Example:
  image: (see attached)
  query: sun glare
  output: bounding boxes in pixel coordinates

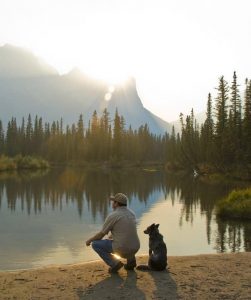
[32,12,137,85]
[77,52,132,85]
[73,14,135,85]
[85,67,131,85]
[104,92,112,101]
[112,253,121,260]
[76,14,135,84]
[104,85,115,101]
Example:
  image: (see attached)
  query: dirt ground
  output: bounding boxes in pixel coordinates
[0,253,250,299]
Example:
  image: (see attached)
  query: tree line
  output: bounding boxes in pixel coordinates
[176,72,251,173]
[0,109,167,163]
[0,72,251,173]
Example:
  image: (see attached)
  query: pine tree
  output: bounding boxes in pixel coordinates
[19,117,26,155]
[100,109,111,160]
[87,110,100,160]
[25,114,33,155]
[201,93,214,163]
[167,126,176,163]
[33,115,40,154]
[112,109,123,160]
[243,79,251,162]
[6,118,18,156]
[214,76,229,165]
[123,125,135,161]
[76,114,85,159]
[65,124,71,161]
[0,120,4,155]
[229,71,242,162]
[179,109,199,169]
[51,121,57,136]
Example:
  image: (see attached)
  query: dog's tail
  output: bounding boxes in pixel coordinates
[136,264,150,271]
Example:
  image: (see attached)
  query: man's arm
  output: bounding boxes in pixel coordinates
[85,231,105,246]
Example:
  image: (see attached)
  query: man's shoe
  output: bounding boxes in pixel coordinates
[124,264,136,270]
[124,259,136,270]
[108,261,124,273]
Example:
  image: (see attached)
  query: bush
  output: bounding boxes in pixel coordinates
[15,156,49,169]
[0,155,17,171]
[216,188,251,219]
[0,155,50,171]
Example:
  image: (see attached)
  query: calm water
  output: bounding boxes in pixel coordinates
[0,168,250,271]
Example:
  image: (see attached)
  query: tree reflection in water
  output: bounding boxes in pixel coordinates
[0,168,250,252]
[215,217,251,252]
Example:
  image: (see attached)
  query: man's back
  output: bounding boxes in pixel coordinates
[102,206,140,257]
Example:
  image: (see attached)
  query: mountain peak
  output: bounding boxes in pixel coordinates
[67,67,84,78]
[0,45,172,134]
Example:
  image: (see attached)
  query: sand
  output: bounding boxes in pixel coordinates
[0,253,250,300]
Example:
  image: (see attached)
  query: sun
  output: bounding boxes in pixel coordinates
[80,61,132,85]
[72,14,135,85]
[76,41,133,85]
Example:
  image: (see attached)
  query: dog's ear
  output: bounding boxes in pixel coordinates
[155,224,160,228]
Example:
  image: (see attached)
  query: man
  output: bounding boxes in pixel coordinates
[86,193,140,273]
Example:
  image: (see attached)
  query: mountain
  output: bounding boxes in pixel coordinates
[0,44,58,78]
[0,44,172,134]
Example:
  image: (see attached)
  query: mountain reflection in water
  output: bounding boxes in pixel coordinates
[0,168,250,270]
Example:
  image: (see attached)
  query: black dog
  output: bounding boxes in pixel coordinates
[137,223,168,271]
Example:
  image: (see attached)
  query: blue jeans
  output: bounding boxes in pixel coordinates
[92,239,119,268]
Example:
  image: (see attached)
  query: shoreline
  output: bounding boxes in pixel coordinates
[0,253,250,299]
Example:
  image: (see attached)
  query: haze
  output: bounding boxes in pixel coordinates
[1,0,251,121]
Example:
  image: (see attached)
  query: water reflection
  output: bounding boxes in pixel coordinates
[215,218,251,252]
[0,169,166,216]
[0,168,250,270]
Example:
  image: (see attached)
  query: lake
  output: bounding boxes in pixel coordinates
[0,168,250,271]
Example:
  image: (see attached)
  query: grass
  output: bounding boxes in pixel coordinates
[216,188,251,219]
[0,155,50,171]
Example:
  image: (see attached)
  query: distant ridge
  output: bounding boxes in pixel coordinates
[0,44,172,135]
[0,44,58,78]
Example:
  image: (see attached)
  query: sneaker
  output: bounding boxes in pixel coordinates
[108,261,124,273]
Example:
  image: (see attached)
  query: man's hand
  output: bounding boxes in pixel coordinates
[85,231,105,247]
[85,239,92,246]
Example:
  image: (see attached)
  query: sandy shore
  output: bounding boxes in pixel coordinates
[0,253,250,300]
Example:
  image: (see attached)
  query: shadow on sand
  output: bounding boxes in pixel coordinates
[76,269,177,299]
[149,269,178,299]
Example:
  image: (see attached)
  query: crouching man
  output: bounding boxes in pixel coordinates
[86,193,140,273]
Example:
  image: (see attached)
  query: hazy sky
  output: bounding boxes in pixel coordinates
[0,0,251,122]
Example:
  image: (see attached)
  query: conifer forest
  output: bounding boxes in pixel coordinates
[1,72,251,175]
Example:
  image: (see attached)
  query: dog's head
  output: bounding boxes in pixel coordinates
[144,223,160,235]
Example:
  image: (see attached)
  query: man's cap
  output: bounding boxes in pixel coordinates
[110,193,128,205]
